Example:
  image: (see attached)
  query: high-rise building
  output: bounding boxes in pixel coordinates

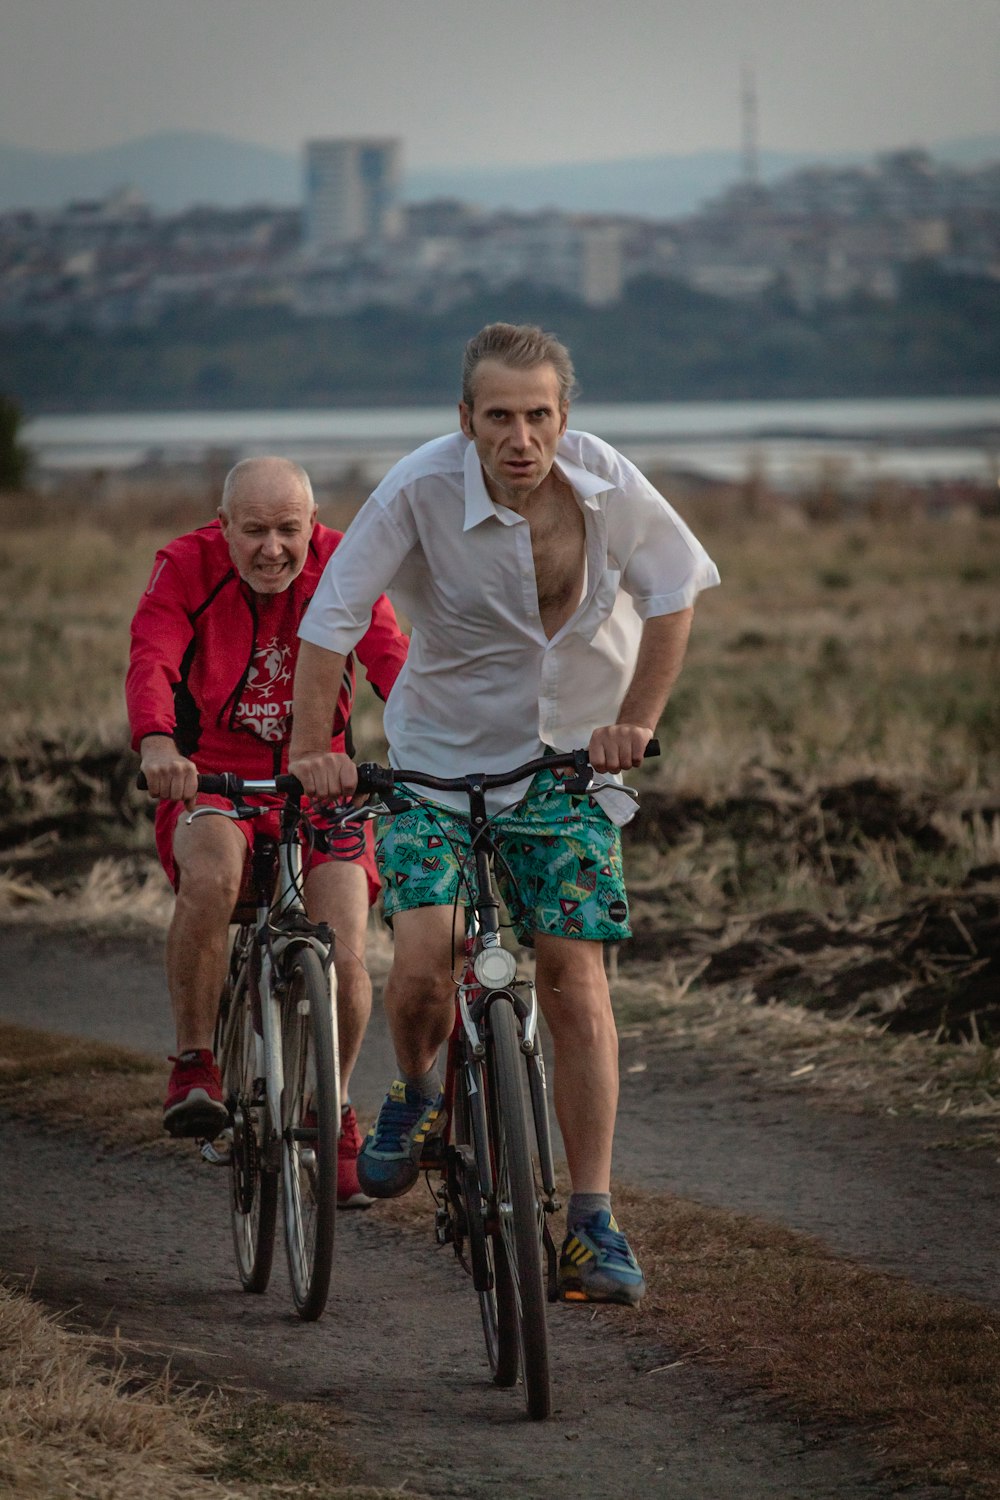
[305,138,402,250]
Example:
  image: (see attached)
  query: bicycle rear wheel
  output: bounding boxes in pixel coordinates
[451,1054,519,1388]
[216,940,278,1294]
[280,943,339,1321]
[486,996,551,1420]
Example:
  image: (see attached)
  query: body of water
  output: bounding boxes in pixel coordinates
[26,396,1000,488]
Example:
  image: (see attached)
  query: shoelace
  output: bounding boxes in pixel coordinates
[371,1093,425,1151]
[587,1221,635,1267]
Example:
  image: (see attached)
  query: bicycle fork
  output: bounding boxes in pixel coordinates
[460,984,562,1296]
[517,996,563,1301]
[257,933,334,1163]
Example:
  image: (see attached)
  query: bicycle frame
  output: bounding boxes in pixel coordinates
[448,779,561,1240]
[352,742,658,1366]
[190,779,335,1167]
[175,770,347,1318]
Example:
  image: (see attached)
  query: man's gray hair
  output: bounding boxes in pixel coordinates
[461,322,578,409]
[219,456,314,514]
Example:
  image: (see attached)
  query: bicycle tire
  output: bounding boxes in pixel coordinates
[486,996,552,1419]
[279,944,339,1321]
[452,1055,519,1387]
[216,942,277,1294]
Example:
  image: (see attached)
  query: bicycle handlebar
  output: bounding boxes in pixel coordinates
[354,738,660,798]
[136,770,305,799]
[137,740,659,804]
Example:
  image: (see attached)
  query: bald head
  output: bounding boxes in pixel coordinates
[220,456,314,516]
[218,456,317,594]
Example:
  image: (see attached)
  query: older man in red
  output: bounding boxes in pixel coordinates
[127,455,408,1205]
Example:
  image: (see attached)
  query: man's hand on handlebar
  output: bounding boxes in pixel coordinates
[139,734,199,808]
[587,723,655,774]
[288,749,359,802]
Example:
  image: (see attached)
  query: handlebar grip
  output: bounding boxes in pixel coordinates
[644,738,660,759]
[195,773,232,795]
[135,770,242,796]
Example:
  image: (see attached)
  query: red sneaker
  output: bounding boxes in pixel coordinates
[163,1049,228,1139]
[338,1104,373,1209]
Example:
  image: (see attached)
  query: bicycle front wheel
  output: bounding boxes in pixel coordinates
[452,1052,519,1388]
[216,941,278,1294]
[280,944,340,1321]
[486,996,551,1420]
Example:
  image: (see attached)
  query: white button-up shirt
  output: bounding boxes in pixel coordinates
[299,430,720,816]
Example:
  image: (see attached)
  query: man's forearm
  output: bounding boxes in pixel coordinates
[290,640,349,759]
[588,607,695,773]
[617,607,694,730]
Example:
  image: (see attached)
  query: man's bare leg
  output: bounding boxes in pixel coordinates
[303,858,372,1098]
[167,812,246,1052]
[533,933,618,1194]
[533,932,645,1304]
[355,904,458,1199]
[381,905,461,1076]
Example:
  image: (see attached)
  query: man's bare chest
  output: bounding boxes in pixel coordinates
[528,492,586,638]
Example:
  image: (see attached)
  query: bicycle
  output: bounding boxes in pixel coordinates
[139,770,348,1321]
[351,742,658,1420]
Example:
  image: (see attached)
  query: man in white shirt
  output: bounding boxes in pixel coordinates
[290,322,719,1304]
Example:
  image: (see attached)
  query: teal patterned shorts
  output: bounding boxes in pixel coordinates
[374,768,630,946]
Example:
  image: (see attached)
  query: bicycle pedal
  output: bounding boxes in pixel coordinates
[200,1129,233,1166]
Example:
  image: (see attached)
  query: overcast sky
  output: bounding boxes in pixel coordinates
[2,0,999,167]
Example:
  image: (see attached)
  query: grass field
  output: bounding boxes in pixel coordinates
[2,472,998,1033]
[2,474,998,788]
[1,469,998,1499]
[3,471,997,911]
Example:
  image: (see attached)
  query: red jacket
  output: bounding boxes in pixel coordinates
[127,520,407,776]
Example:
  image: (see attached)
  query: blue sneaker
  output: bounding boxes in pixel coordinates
[558,1210,646,1306]
[356,1080,446,1199]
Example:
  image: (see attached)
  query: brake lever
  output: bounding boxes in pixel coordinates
[315,801,383,826]
[185,803,258,825]
[589,781,640,803]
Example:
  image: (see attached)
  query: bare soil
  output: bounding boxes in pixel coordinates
[1,924,996,1500]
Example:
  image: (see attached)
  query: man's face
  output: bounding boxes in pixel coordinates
[219,479,316,594]
[459,359,568,508]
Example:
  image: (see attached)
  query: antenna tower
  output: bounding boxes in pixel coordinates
[741,62,760,187]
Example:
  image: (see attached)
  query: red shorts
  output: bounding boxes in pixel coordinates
[154,794,381,908]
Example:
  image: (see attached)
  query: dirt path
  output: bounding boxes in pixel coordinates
[0,926,988,1499]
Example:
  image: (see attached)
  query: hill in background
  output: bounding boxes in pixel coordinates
[2,129,999,219]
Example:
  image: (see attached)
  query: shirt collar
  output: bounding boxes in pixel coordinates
[463,439,504,529]
[462,434,614,530]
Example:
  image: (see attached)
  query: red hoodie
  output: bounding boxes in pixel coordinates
[127,519,407,776]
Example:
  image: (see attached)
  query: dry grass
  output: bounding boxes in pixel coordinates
[610,964,1000,1146]
[4,1019,999,1497]
[2,476,998,1495]
[0,858,175,930]
[615,1184,1000,1500]
[0,1277,425,1500]
[640,496,1000,797]
[2,484,998,793]
[0,1023,168,1149]
[376,1164,1000,1498]
[0,1013,419,1499]
[0,1281,245,1500]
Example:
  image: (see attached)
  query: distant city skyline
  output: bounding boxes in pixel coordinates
[305,139,402,249]
[2,0,998,171]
